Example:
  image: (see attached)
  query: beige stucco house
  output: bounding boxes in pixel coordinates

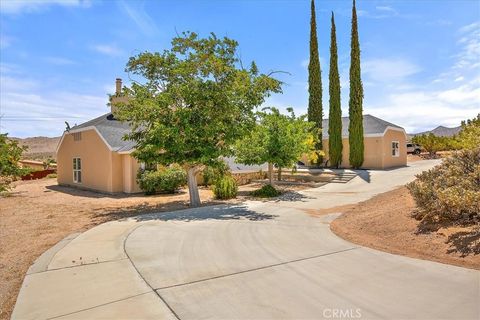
[56,79,142,194]
[321,115,407,169]
[57,79,406,193]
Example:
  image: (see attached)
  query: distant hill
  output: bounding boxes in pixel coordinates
[10,136,61,161]
[408,125,462,140]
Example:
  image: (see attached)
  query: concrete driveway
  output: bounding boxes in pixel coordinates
[13,160,480,319]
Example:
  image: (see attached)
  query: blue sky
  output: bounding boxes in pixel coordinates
[1,0,479,138]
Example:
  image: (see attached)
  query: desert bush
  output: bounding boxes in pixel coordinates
[212,175,238,199]
[250,184,282,198]
[137,164,187,195]
[407,148,480,223]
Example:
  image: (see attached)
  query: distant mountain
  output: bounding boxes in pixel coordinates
[408,125,462,140]
[10,136,61,161]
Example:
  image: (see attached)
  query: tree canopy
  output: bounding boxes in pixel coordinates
[308,0,323,162]
[328,12,343,168]
[457,114,480,150]
[0,134,28,192]
[235,107,316,185]
[348,0,364,169]
[114,32,282,206]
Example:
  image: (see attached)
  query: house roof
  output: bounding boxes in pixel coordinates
[70,113,404,153]
[71,113,136,152]
[322,114,404,138]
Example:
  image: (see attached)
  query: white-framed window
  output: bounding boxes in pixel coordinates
[391,141,400,157]
[73,157,82,183]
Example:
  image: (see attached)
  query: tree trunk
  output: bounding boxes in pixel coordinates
[268,162,274,186]
[187,166,201,207]
[277,167,282,182]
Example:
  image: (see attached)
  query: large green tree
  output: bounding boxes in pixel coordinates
[235,108,315,185]
[328,12,342,168]
[0,134,28,192]
[348,0,364,169]
[308,0,323,162]
[114,32,282,207]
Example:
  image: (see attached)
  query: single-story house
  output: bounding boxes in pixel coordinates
[57,79,406,193]
[321,115,407,169]
[56,111,141,194]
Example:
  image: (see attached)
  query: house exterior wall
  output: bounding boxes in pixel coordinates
[122,155,142,193]
[111,152,124,193]
[323,137,382,169]
[321,129,406,169]
[382,129,407,168]
[57,129,114,193]
[57,129,143,194]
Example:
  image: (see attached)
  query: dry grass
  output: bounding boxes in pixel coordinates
[330,186,480,270]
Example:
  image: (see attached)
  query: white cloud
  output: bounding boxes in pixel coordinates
[357,6,418,20]
[459,21,480,34]
[0,0,91,15]
[376,6,395,13]
[43,56,75,65]
[0,65,108,137]
[90,44,124,56]
[363,23,480,133]
[362,58,421,82]
[118,0,159,36]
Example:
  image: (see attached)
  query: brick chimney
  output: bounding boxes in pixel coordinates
[110,78,128,115]
[115,78,122,95]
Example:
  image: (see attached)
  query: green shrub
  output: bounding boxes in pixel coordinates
[407,148,480,223]
[137,165,187,195]
[46,173,57,178]
[213,175,238,199]
[250,184,281,198]
[202,161,230,186]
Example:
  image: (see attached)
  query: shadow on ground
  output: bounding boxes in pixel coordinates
[46,184,190,199]
[91,203,277,223]
[417,220,480,257]
[446,230,480,257]
[131,204,276,222]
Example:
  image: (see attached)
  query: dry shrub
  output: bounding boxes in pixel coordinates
[407,148,480,223]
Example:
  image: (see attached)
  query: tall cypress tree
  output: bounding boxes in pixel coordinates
[328,12,342,168]
[348,0,364,169]
[308,0,323,161]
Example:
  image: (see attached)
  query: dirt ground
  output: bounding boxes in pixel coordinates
[0,178,306,320]
[330,186,480,270]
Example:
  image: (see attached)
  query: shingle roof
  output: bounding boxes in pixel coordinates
[72,113,136,152]
[72,113,404,153]
[322,114,404,138]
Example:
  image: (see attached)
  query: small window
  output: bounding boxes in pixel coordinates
[392,141,400,157]
[73,132,82,141]
[73,158,82,183]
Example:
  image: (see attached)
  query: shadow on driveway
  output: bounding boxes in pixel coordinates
[91,203,278,223]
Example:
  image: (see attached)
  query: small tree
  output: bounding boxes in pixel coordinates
[0,134,28,192]
[412,133,447,156]
[348,0,364,169]
[328,12,342,168]
[114,32,281,207]
[235,108,316,185]
[457,114,480,150]
[308,0,323,164]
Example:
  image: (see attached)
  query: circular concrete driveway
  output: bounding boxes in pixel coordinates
[12,161,480,319]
